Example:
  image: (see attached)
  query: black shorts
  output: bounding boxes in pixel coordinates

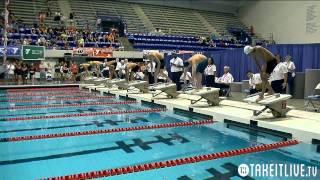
[16,70,22,76]
[196,60,208,74]
[160,60,165,69]
[266,59,277,74]
[132,65,140,73]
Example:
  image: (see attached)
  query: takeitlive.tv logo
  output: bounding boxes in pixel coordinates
[238,163,319,178]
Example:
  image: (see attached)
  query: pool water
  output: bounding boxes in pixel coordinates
[0,87,319,180]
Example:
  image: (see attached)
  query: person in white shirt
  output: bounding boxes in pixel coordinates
[146,60,156,84]
[216,66,234,96]
[117,60,127,79]
[39,61,47,81]
[284,55,295,95]
[115,58,121,76]
[269,55,288,94]
[204,58,216,87]
[6,62,15,82]
[247,71,262,94]
[170,53,184,90]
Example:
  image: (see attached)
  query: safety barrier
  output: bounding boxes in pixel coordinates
[7,87,79,92]
[1,101,137,110]
[42,139,300,180]
[4,96,114,103]
[4,108,166,121]
[1,120,214,142]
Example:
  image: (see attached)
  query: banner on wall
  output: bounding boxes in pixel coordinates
[73,48,113,58]
[0,46,21,57]
[21,45,45,60]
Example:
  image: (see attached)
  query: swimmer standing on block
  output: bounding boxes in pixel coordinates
[104,59,118,79]
[244,45,276,102]
[185,54,207,89]
[147,52,171,84]
[125,62,141,82]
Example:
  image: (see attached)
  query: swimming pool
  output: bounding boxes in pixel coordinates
[0,87,319,180]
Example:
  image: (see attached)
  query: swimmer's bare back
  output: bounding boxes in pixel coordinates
[188,54,207,65]
[126,63,138,70]
[251,46,275,63]
[148,52,164,61]
[106,60,116,66]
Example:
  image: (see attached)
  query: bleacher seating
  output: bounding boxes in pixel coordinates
[0,0,264,51]
[6,0,61,27]
[127,33,245,51]
[138,4,208,37]
[69,0,146,33]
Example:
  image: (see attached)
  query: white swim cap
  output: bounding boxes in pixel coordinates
[244,45,254,55]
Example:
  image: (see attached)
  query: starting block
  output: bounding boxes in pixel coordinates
[184,87,220,106]
[104,79,126,88]
[91,78,109,85]
[117,80,149,93]
[150,83,179,98]
[85,78,110,92]
[244,93,292,117]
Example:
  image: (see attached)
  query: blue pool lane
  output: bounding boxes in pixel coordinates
[0,88,319,180]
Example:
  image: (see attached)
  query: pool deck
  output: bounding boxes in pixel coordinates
[92,86,320,144]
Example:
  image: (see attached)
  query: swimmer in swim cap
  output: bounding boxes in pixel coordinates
[244,45,276,102]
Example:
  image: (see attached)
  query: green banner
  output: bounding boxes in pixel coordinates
[21,45,45,60]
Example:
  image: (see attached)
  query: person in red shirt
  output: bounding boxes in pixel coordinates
[70,61,78,82]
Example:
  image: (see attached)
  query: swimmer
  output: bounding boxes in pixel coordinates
[104,59,118,79]
[125,62,141,82]
[184,54,208,89]
[146,52,171,83]
[244,45,276,102]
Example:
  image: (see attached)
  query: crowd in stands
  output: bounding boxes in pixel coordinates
[0,26,120,50]
[1,1,120,50]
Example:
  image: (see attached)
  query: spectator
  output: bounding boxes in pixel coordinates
[284,55,296,95]
[78,37,84,47]
[270,55,288,94]
[118,59,127,79]
[170,53,184,91]
[22,38,29,45]
[15,61,22,84]
[54,61,61,81]
[29,63,36,83]
[146,60,156,84]
[70,61,78,81]
[21,63,28,84]
[60,63,69,81]
[204,57,216,87]
[46,62,52,80]
[39,61,46,81]
[215,66,234,96]
[6,61,15,82]
[247,71,262,95]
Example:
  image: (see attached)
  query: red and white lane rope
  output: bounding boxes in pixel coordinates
[5,96,114,103]
[1,120,215,142]
[4,94,100,101]
[3,101,137,110]
[7,87,79,92]
[42,139,299,180]
[6,90,85,96]
[5,108,166,121]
